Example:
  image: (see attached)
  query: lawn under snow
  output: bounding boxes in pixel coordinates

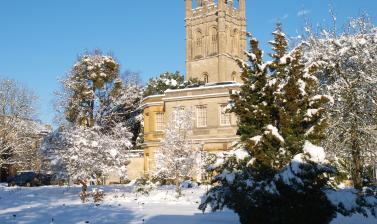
[0,183,238,224]
[0,183,376,224]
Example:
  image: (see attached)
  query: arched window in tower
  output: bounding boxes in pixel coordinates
[209,26,218,56]
[203,73,209,83]
[231,29,239,57]
[232,71,237,81]
[196,0,204,7]
[194,29,203,59]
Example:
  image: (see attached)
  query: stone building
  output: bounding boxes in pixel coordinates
[141,0,247,176]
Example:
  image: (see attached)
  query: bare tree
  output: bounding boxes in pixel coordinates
[303,16,377,189]
[0,78,46,171]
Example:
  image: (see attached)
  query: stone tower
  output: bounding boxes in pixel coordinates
[185,0,247,83]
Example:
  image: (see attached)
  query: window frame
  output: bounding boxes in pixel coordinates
[196,105,207,128]
[219,104,231,126]
[155,112,164,131]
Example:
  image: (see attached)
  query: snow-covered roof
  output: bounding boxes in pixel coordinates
[164,82,241,93]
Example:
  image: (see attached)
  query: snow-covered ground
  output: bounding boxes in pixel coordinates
[0,183,239,224]
[0,183,376,224]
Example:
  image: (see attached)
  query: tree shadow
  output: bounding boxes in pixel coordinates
[145,211,239,224]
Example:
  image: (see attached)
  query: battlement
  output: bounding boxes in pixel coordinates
[186,0,245,19]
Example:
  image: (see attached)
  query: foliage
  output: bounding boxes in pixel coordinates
[200,24,336,224]
[134,178,156,195]
[100,71,144,148]
[303,15,377,189]
[153,107,203,196]
[143,71,204,97]
[54,125,131,182]
[45,51,140,192]
[57,50,121,127]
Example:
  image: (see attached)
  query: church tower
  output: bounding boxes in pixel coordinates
[185,0,247,83]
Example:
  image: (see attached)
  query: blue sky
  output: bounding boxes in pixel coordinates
[0,0,376,125]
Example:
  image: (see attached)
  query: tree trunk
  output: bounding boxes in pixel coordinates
[374,164,377,186]
[351,125,363,190]
[175,177,181,197]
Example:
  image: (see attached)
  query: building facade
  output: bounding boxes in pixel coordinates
[142,0,247,177]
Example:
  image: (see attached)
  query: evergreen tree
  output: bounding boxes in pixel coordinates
[200,24,335,224]
[59,50,121,127]
[143,71,204,97]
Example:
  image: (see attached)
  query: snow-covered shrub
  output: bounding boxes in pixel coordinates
[59,125,131,183]
[201,142,336,224]
[181,180,199,189]
[134,178,155,195]
[325,187,377,218]
[41,124,132,199]
[92,188,105,204]
[80,187,90,203]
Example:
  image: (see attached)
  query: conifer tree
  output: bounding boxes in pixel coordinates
[200,24,335,224]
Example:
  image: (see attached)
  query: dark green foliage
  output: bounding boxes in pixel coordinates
[60,51,143,149]
[201,24,336,224]
[143,71,205,97]
[62,50,120,127]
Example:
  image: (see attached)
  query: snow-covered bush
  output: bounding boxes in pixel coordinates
[42,124,132,199]
[92,188,105,204]
[134,178,156,195]
[60,125,131,183]
[201,142,336,224]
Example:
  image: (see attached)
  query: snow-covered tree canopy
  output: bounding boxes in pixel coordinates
[42,124,132,182]
[0,78,48,169]
[45,51,143,184]
[143,71,204,97]
[303,16,377,188]
[153,107,203,195]
[57,50,121,127]
[99,71,144,148]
